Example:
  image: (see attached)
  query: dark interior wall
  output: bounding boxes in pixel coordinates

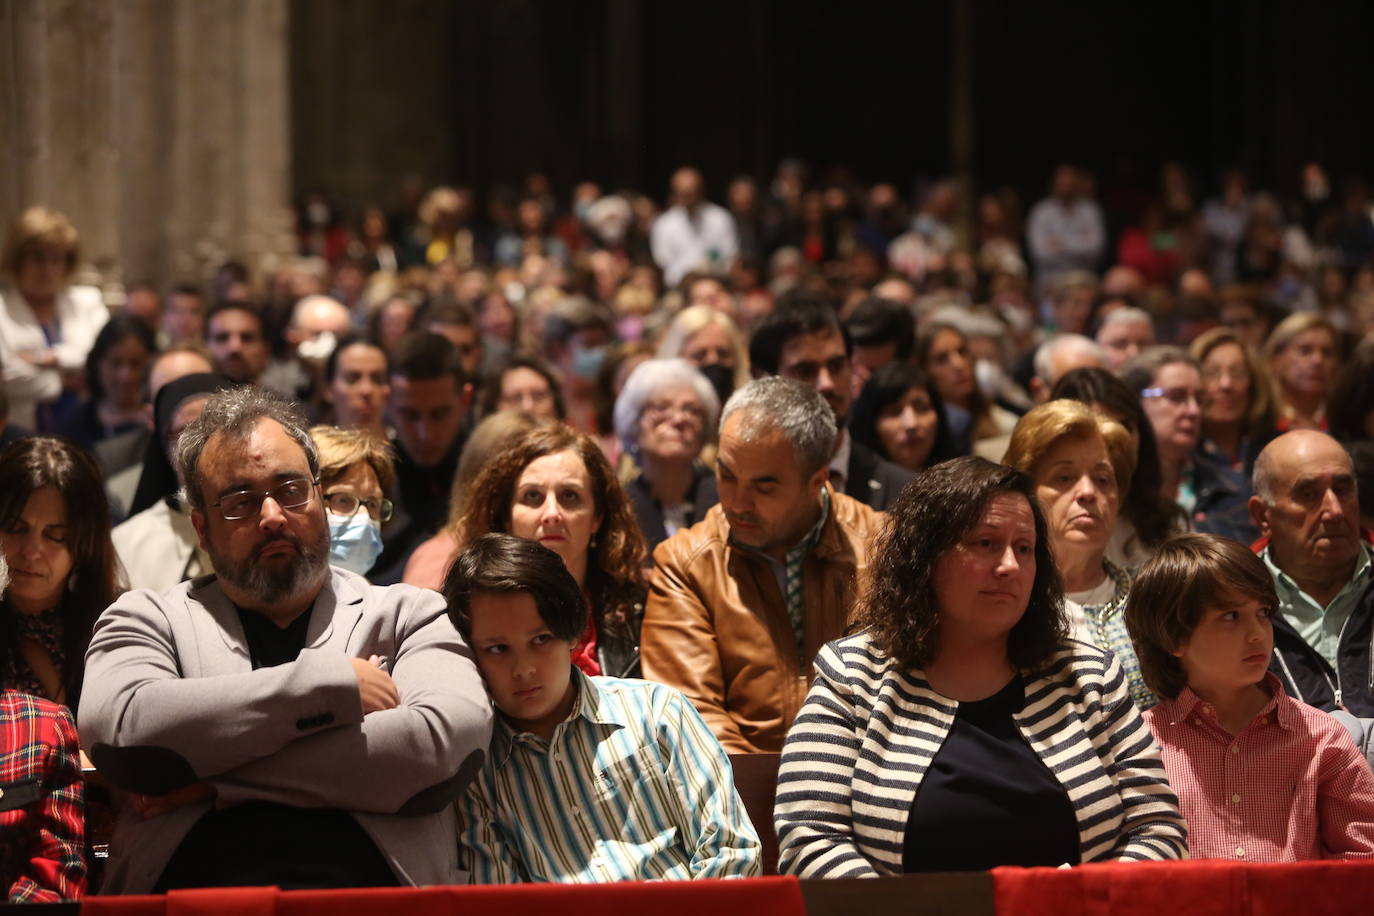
[289,0,1374,213]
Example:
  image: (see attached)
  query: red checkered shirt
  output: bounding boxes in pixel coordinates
[0,691,86,901]
[1144,673,1374,862]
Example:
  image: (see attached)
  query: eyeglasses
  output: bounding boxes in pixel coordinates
[212,477,317,521]
[323,491,394,522]
[643,400,707,424]
[1140,387,1202,407]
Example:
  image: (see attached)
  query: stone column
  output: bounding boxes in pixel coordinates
[0,0,295,299]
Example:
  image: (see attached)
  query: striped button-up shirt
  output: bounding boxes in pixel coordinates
[456,669,762,883]
[1144,673,1374,862]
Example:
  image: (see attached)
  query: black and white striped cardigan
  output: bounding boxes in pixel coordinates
[773,632,1188,876]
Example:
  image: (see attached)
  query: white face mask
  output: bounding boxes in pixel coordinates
[326,510,383,576]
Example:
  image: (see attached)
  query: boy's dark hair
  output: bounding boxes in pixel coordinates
[1124,533,1278,700]
[389,331,466,387]
[205,299,264,332]
[442,533,587,643]
[748,289,850,375]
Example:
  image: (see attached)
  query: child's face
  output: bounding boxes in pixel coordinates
[1172,594,1275,696]
[468,591,577,740]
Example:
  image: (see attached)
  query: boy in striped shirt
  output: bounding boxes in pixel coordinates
[1125,533,1374,862]
[443,533,761,883]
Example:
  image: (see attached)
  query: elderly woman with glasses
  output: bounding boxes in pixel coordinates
[309,426,396,578]
[612,358,720,554]
[1121,346,1256,543]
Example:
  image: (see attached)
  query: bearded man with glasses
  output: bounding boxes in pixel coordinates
[79,386,491,892]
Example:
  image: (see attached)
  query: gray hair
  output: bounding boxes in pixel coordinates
[1034,333,1107,383]
[1252,448,1277,505]
[176,385,320,510]
[613,358,721,457]
[1118,345,1200,393]
[720,376,836,476]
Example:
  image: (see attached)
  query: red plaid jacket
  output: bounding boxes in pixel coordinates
[0,691,85,902]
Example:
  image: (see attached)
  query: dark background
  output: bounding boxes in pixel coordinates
[290,0,1374,209]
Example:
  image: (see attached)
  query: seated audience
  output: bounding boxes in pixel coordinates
[0,554,86,902]
[410,423,647,678]
[847,362,954,474]
[1004,399,1154,709]
[657,304,751,409]
[310,426,395,578]
[114,373,231,591]
[1126,533,1374,861]
[1095,306,1156,371]
[54,315,156,473]
[1249,430,1374,716]
[642,378,883,752]
[1189,326,1277,472]
[774,457,1186,877]
[750,293,913,510]
[80,386,491,892]
[1051,367,1183,569]
[373,332,472,584]
[1122,346,1254,541]
[1265,312,1339,432]
[917,320,1016,453]
[0,436,117,707]
[613,359,720,554]
[0,207,109,432]
[322,334,390,439]
[1328,340,1374,446]
[446,534,761,882]
[203,301,271,386]
[476,354,565,422]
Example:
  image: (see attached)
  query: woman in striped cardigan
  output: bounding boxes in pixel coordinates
[774,457,1187,876]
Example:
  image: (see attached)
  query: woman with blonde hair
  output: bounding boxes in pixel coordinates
[1188,326,1276,472]
[309,426,396,578]
[1004,399,1153,709]
[0,207,110,431]
[1264,312,1338,432]
[656,304,749,408]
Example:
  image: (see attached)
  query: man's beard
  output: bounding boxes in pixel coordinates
[211,529,331,606]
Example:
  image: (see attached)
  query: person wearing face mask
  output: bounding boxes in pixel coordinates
[656,305,751,413]
[543,297,613,434]
[310,426,396,578]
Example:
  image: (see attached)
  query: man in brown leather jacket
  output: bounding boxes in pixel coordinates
[641,377,884,753]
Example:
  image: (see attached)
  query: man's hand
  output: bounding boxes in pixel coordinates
[351,655,399,715]
[133,782,216,820]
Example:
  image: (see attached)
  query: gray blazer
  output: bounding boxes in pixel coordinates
[79,567,493,892]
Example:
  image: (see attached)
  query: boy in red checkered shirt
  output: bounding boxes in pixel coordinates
[1125,533,1374,862]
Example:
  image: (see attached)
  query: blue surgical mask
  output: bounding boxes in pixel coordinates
[571,343,607,379]
[327,511,383,576]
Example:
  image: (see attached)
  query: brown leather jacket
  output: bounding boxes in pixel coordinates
[641,488,883,753]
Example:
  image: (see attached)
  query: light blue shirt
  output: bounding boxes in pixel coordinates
[1262,543,1373,669]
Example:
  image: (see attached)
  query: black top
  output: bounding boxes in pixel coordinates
[902,675,1080,873]
[154,605,397,891]
[627,464,719,556]
[371,434,463,585]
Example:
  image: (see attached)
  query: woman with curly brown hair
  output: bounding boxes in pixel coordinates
[774,457,1185,877]
[407,423,648,677]
[0,436,119,709]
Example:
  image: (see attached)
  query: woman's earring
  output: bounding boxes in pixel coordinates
[67,572,77,593]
